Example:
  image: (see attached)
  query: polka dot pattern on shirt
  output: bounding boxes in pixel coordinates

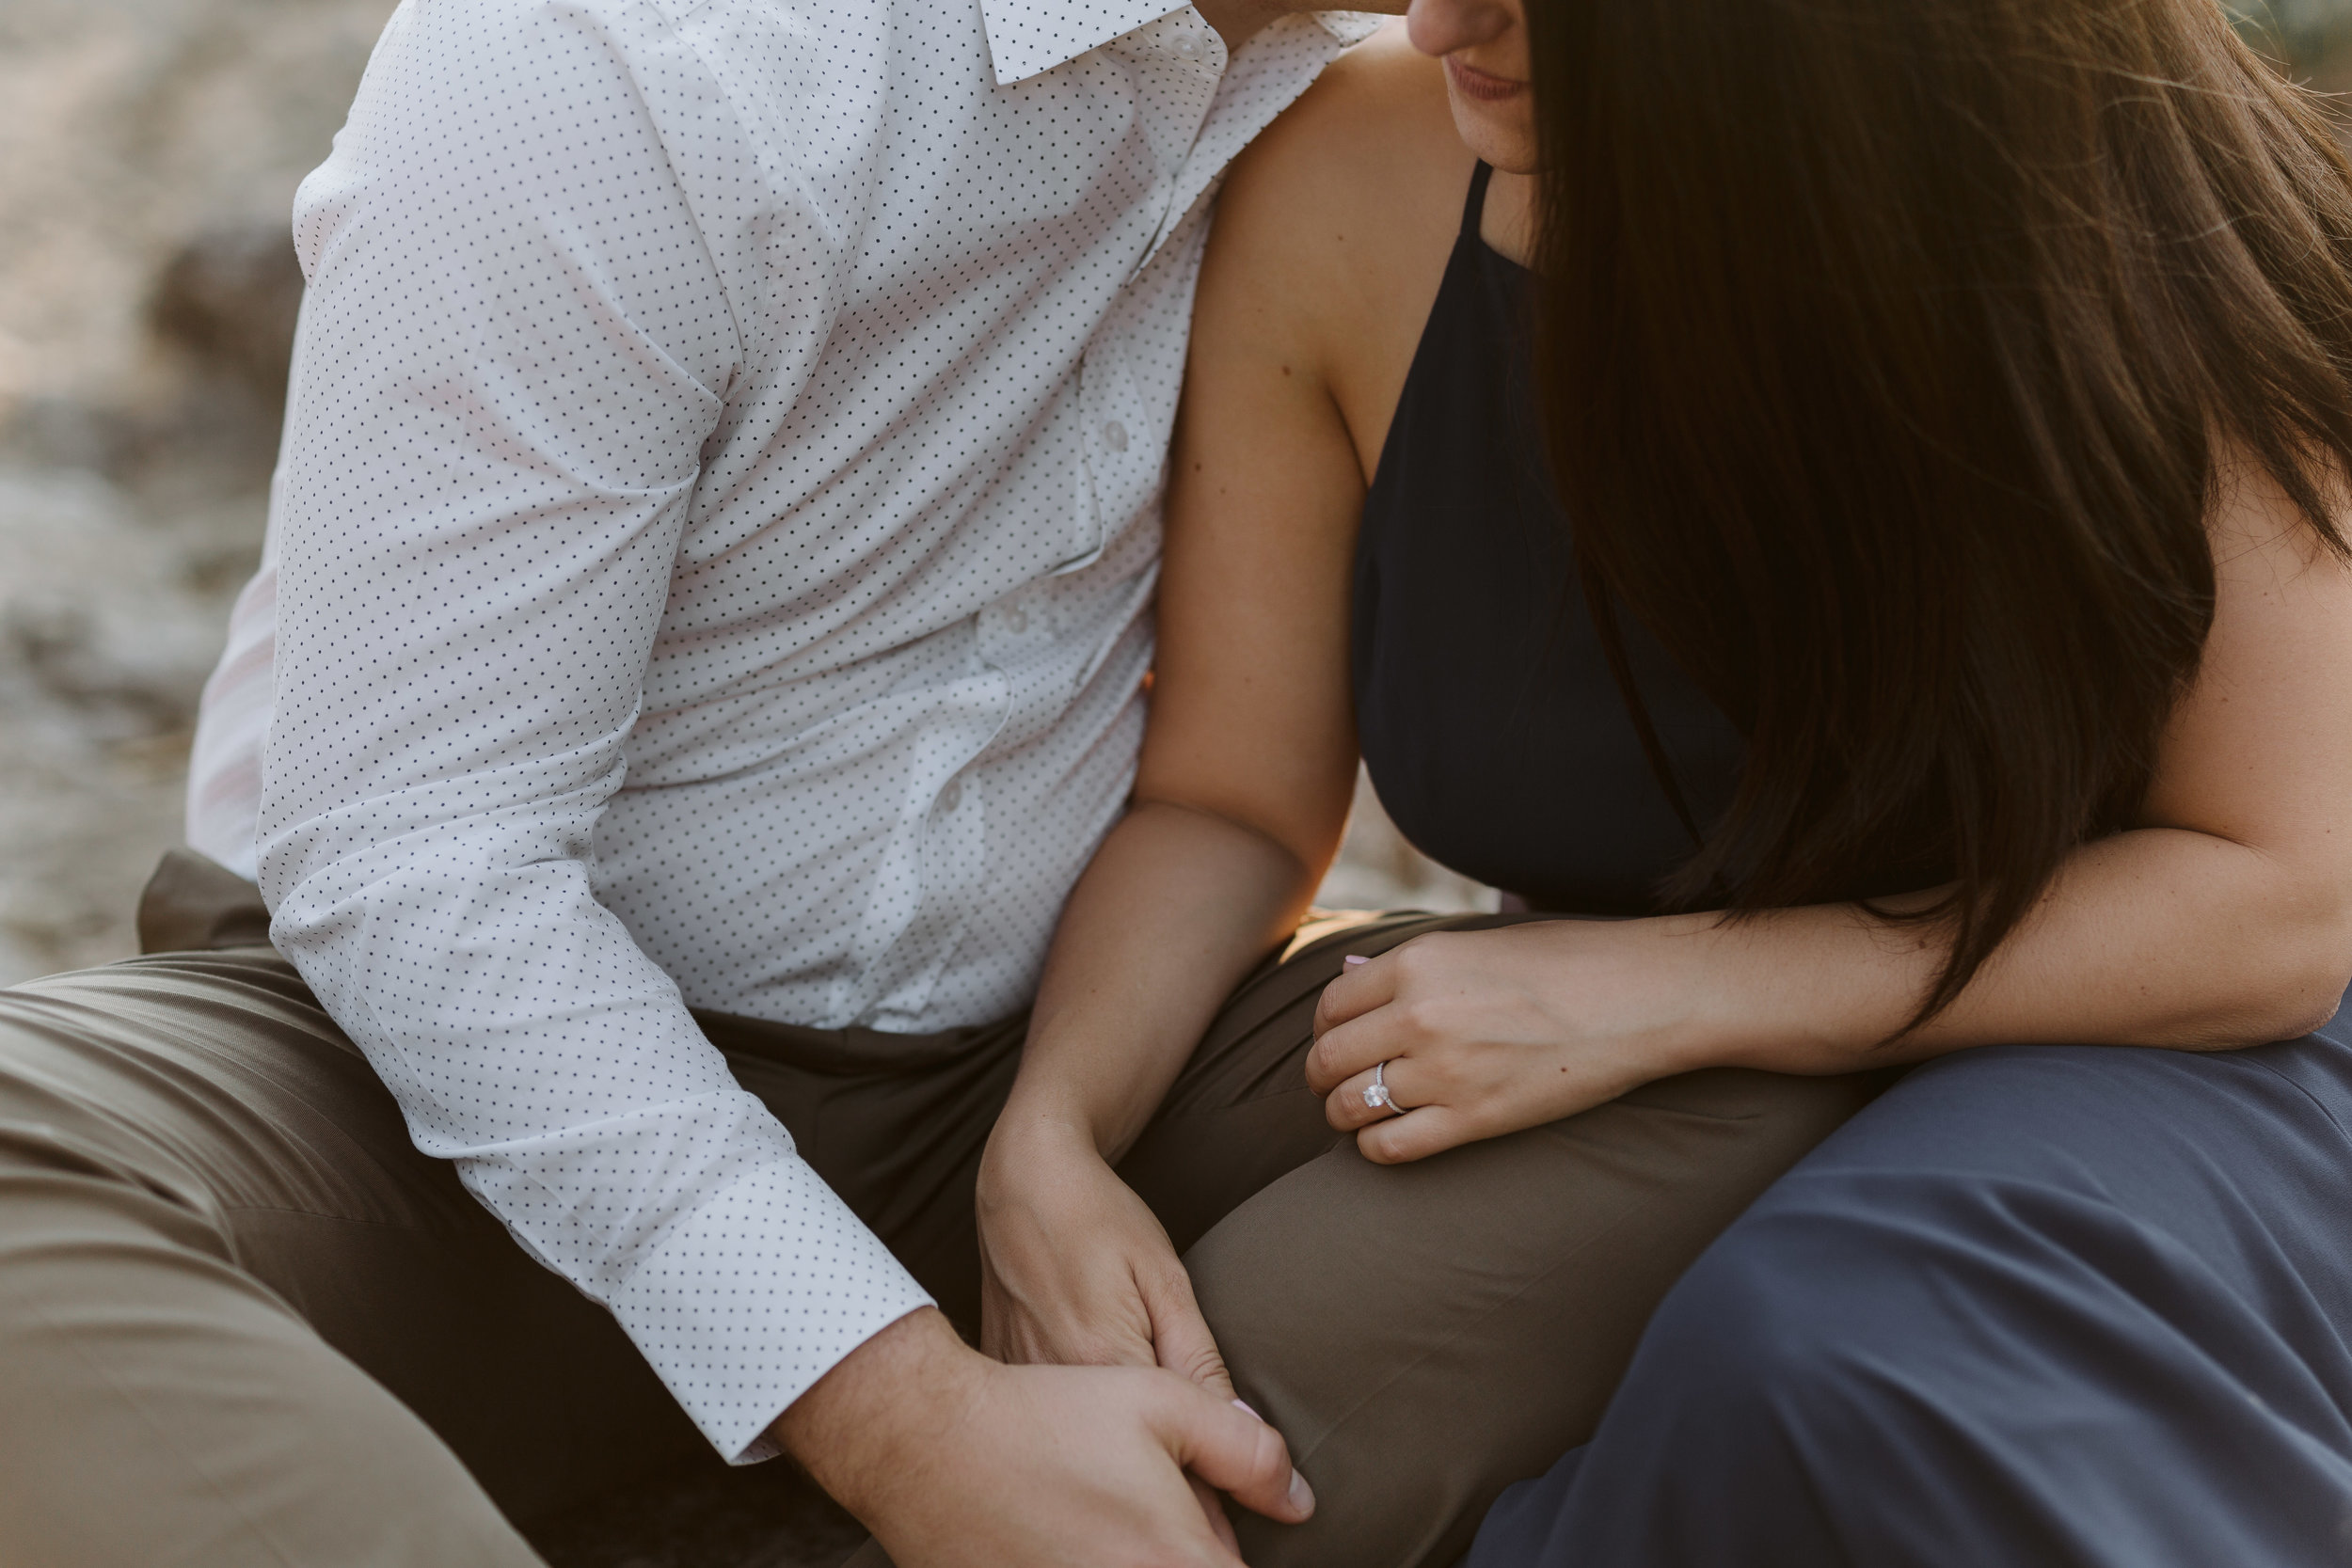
[240,0,1378,1461]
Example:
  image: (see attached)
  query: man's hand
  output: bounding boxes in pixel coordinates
[977,1121,1232,1393]
[775,1309,1312,1568]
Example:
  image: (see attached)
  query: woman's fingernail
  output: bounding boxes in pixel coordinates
[1288,1467,1317,1515]
[1232,1398,1262,1420]
[1343,955,1369,968]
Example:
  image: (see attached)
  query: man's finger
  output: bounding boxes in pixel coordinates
[1158,1381,1314,1526]
[1143,1268,1237,1401]
[1192,1475,1242,1555]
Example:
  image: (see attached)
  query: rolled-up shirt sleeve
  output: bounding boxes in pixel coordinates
[257,0,930,1461]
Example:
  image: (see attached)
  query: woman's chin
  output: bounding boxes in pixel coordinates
[1447,101,1537,175]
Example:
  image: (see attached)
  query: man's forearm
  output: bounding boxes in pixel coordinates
[997,800,1316,1161]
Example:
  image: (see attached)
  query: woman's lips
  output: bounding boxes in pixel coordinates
[1447,56,1526,103]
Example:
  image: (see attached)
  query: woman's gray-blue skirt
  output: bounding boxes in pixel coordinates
[1465,987,2352,1568]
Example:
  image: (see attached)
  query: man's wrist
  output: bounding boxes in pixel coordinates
[769,1307,990,1525]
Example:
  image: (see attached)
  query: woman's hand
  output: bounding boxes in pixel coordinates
[1307,920,1716,1164]
[977,1120,1234,1393]
[977,1122,1245,1548]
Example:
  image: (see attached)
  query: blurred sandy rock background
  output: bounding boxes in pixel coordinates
[1,0,2344,986]
[0,0,398,981]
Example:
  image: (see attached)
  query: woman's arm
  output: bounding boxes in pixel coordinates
[983,201,1374,1179]
[975,36,1462,1379]
[1312,454,2352,1164]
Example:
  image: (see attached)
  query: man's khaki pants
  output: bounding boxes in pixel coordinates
[0,852,1881,1567]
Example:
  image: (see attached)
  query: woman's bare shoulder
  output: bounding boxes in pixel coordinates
[1199,24,1476,457]
[1232,25,1458,190]
[1207,26,1471,341]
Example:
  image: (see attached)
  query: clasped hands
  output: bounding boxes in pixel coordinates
[973,919,1703,1548]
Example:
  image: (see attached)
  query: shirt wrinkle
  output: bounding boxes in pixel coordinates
[187,0,1373,1463]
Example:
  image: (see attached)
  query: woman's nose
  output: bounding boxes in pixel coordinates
[1406,0,1519,59]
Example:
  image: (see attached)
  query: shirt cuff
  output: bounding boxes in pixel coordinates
[606,1154,936,1463]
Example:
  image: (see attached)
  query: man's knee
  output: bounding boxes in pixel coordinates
[0,951,437,1235]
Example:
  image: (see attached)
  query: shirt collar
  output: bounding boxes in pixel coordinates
[978,0,1196,87]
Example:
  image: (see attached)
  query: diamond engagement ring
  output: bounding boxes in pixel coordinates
[1362,1059,1400,1115]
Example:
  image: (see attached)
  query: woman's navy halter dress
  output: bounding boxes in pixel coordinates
[1353,163,1740,915]
[1365,166,2352,1568]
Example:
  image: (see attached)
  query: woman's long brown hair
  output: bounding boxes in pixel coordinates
[1529,0,2352,1032]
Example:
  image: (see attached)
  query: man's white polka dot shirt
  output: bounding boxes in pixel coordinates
[196,0,1378,1461]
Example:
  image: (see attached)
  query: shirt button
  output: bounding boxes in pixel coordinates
[1007,608,1030,634]
[1174,34,1200,59]
[1102,420,1128,451]
[939,778,963,813]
